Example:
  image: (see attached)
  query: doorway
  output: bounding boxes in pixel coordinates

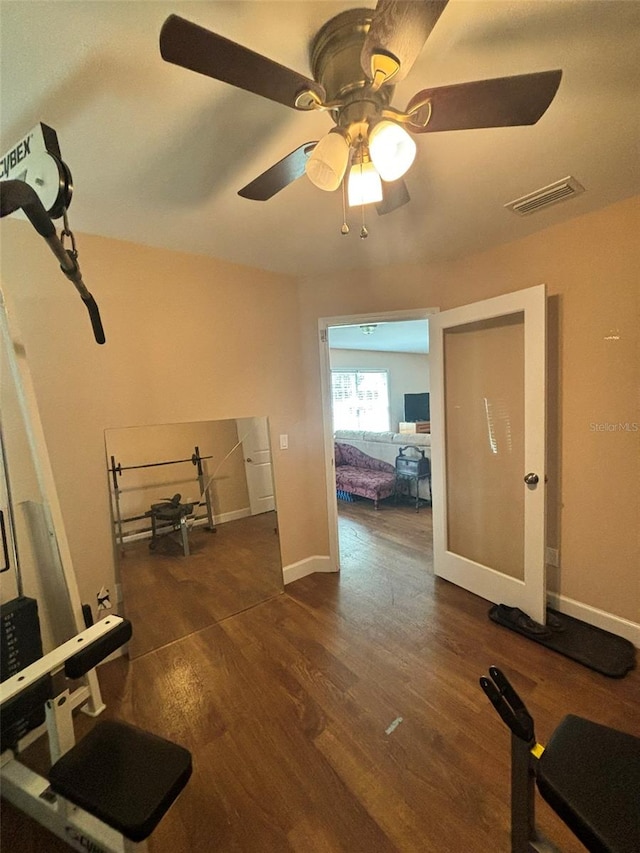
[319,308,436,571]
[320,285,548,624]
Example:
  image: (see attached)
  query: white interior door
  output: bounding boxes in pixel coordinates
[236,418,275,515]
[430,285,547,624]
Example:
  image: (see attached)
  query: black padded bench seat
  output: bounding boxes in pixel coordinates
[536,715,640,853]
[48,719,192,842]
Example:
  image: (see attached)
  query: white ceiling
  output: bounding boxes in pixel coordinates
[1,1,639,277]
[329,320,429,353]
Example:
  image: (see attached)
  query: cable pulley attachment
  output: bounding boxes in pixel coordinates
[0,179,105,345]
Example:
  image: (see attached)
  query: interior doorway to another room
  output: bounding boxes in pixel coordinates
[319,310,435,572]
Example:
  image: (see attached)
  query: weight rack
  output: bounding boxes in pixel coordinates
[107,446,216,552]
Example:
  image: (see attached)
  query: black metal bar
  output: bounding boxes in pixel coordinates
[117,513,150,524]
[108,454,212,474]
[109,456,120,490]
[511,733,538,852]
[194,445,216,531]
[114,512,209,539]
[117,511,209,525]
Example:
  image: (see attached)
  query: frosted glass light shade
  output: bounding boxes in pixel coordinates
[305,131,350,191]
[347,160,383,206]
[369,120,416,182]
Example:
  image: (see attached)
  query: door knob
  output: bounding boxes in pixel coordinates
[246,457,253,463]
[524,472,539,485]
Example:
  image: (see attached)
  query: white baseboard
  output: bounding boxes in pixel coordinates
[547,592,640,648]
[214,507,251,524]
[121,508,251,544]
[282,555,336,585]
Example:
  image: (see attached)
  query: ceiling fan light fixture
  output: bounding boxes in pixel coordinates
[305,129,350,191]
[347,143,383,207]
[348,160,383,207]
[369,120,416,182]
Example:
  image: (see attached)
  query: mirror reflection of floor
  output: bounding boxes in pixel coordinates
[120,511,283,658]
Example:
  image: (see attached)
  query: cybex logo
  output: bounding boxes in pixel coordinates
[0,134,32,179]
[64,826,106,853]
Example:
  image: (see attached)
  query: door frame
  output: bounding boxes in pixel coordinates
[318,307,438,572]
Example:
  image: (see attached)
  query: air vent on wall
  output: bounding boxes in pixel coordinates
[505,176,585,216]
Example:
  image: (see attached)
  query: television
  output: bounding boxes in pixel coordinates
[404,392,430,422]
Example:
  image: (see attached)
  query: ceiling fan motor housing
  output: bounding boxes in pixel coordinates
[310,8,393,137]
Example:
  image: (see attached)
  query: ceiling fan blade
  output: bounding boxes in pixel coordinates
[160,15,326,110]
[238,142,317,201]
[376,179,410,215]
[361,1,448,84]
[405,70,562,133]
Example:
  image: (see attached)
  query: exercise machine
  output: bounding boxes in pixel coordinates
[1,614,191,852]
[480,666,640,853]
[1,124,191,850]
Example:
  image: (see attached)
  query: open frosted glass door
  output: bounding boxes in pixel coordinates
[430,285,546,624]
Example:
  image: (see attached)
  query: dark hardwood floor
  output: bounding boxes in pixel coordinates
[121,511,284,657]
[2,499,638,851]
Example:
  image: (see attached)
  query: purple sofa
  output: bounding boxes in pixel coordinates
[334,442,396,509]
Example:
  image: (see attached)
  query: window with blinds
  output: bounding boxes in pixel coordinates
[331,370,390,432]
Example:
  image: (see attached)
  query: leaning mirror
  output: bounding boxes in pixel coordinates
[104,417,283,658]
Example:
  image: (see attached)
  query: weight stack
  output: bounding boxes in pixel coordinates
[1,596,52,751]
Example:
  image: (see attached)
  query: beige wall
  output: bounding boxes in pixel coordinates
[2,196,638,629]
[299,195,640,623]
[329,348,429,432]
[0,222,317,614]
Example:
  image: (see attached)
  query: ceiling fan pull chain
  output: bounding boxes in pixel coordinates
[341,177,350,235]
[360,204,368,239]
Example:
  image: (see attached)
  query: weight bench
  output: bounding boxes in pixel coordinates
[146,493,194,556]
[480,666,640,853]
[1,615,192,851]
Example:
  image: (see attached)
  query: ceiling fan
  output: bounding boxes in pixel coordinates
[159,1,562,219]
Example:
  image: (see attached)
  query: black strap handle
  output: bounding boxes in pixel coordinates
[81,293,106,345]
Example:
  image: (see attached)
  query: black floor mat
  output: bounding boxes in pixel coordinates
[489,604,636,678]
